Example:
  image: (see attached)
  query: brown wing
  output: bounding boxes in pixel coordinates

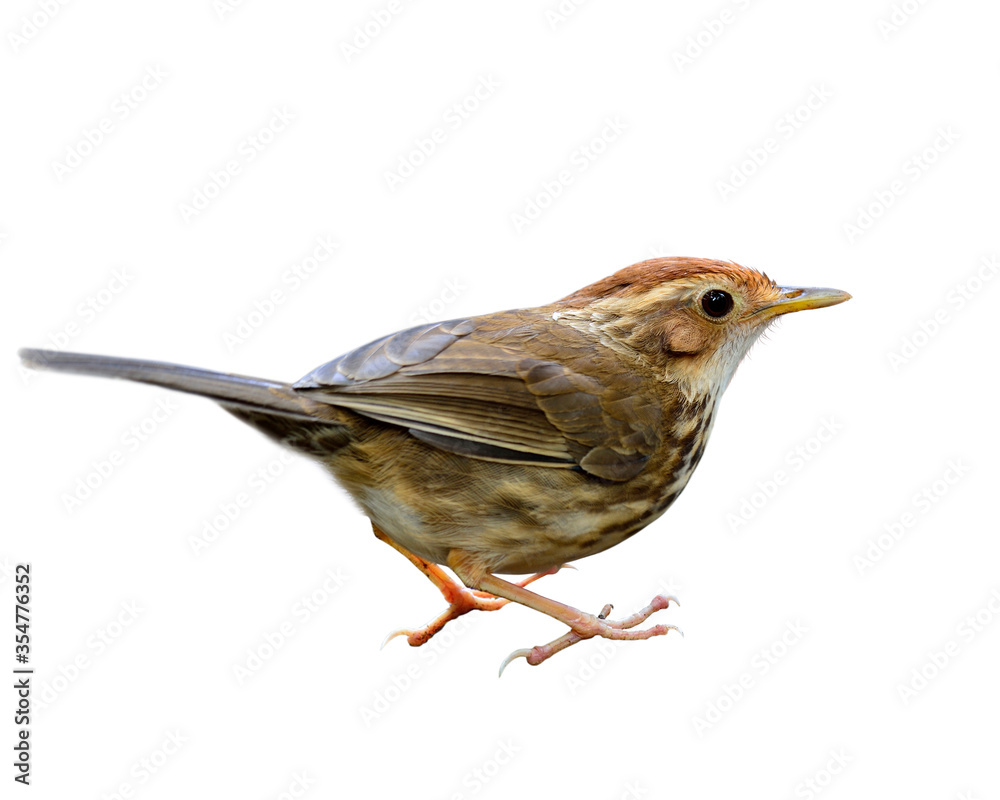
[292,313,662,481]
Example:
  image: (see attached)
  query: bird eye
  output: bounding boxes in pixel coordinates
[701,290,734,318]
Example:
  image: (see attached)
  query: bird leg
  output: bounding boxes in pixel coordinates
[446,549,680,674]
[373,525,568,648]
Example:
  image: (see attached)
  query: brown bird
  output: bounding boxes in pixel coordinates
[19,257,849,672]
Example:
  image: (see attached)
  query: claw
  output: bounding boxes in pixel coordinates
[498,648,532,677]
[381,628,414,649]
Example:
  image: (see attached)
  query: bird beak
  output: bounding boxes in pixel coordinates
[752,286,852,320]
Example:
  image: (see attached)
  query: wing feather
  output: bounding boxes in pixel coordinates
[293,315,662,481]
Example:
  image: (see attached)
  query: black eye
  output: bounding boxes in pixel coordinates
[701,290,734,318]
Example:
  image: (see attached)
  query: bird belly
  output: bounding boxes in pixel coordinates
[347,461,692,575]
[323,416,707,575]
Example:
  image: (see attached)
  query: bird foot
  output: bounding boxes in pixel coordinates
[382,587,509,648]
[498,594,681,675]
[382,563,574,649]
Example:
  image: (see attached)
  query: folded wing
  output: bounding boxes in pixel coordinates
[293,314,661,481]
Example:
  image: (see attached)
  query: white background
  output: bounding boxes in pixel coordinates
[3,1,999,798]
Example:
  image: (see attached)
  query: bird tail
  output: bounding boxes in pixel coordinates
[18,348,324,423]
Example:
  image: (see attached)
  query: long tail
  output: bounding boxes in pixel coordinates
[19,348,324,422]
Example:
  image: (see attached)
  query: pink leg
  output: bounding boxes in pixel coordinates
[372,525,570,648]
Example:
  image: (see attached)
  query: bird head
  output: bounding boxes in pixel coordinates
[557,257,851,398]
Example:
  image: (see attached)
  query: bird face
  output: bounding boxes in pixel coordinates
[558,257,851,399]
[654,272,850,397]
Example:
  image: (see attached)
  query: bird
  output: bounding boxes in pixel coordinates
[19,256,850,673]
